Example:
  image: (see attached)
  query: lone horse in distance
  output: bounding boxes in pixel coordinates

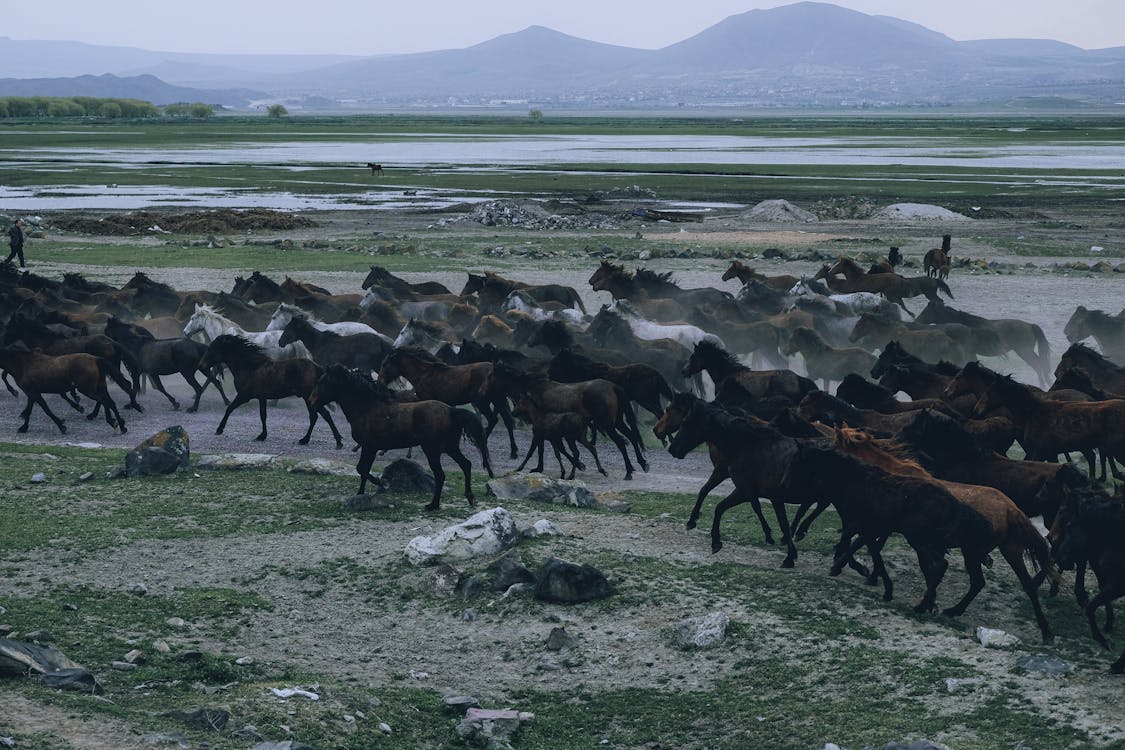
[366,163,383,175]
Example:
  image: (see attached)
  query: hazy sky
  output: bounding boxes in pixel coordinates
[6,0,1122,56]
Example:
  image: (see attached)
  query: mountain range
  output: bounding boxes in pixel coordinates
[1,2,1123,110]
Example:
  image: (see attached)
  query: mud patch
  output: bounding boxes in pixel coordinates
[47,209,317,236]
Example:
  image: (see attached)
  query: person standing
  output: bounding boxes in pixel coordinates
[5,218,25,267]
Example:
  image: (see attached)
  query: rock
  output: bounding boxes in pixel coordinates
[153,640,171,654]
[976,627,1020,648]
[235,656,255,666]
[38,668,104,694]
[873,203,970,221]
[456,708,534,749]
[486,473,598,508]
[673,612,731,649]
[124,649,145,664]
[143,732,190,747]
[378,722,393,734]
[523,519,563,538]
[487,550,536,591]
[943,677,981,693]
[287,458,355,476]
[22,629,54,643]
[404,507,520,565]
[545,626,573,652]
[30,472,46,483]
[251,742,315,750]
[443,695,481,711]
[597,497,632,514]
[534,557,614,603]
[379,458,435,495]
[195,453,277,470]
[112,660,139,671]
[1014,654,1074,676]
[162,707,230,731]
[427,563,463,596]
[125,426,191,477]
[129,583,149,596]
[79,472,94,481]
[165,617,187,629]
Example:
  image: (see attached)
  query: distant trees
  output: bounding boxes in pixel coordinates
[267,104,289,118]
[164,102,215,118]
[0,96,159,118]
[528,108,544,122]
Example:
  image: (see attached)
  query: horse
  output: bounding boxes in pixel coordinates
[796,390,919,436]
[548,348,674,420]
[1056,342,1125,397]
[588,261,732,310]
[916,300,1052,388]
[824,425,1059,640]
[721,260,799,292]
[824,257,953,313]
[366,163,383,175]
[278,316,391,373]
[360,286,455,322]
[488,362,647,480]
[502,289,587,327]
[104,317,229,413]
[781,326,877,391]
[198,335,343,448]
[266,302,388,343]
[603,300,723,351]
[868,246,902,275]
[362,266,451,297]
[1064,306,1125,365]
[975,374,1125,480]
[0,344,130,435]
[1049,489,1125,671]
[513,390,605,480]
[899,408,1089,526]
[183,304,312,361]
[393,318,458,353]
[582,310,698,395]
[848,312,967,366]
[378,346,519,459]
[923,235,952,281]
[835,373,962,418]
[309,364,493,508]
[683,340,818,403]
[463,271,586,314]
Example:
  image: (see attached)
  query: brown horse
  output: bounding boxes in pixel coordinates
[513,390,605,479]
[824,257,953,315]
[1056,342,1125,396]
[309,364,493,508]
[0,344,129,434]
[829,425,1059,641]
[868,246,902,275]
[682,340,818,403]
[848,312,967,366]
[463,271,586,314]
[198,335,343,448]
[720,260,799,291]
[975,373,1125,480]
[923,235,952,280]
[366,163,383,175]
[378,346,519,459]
[588,260,731,310]
[362,266,451,297]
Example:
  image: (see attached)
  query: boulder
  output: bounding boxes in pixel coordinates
[486,473,598,508]
[125,426,190,477]
[380,459,435,495]
[404,508,519,565]
[486,550,536,591]
[196,453,277,470]
[673,612,731,649]
[456,708,534,750]
[534,557,614,603]
[287,458,355,476]
[1014,654,1074,677]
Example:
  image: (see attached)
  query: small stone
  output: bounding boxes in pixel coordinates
[79,472,94,481]
[165,617,186,629]
[130,584,149,596]
[977,627,1020,648]
[62,603,78,611]
[235,656,255,666]
[30,473,46,483]
[461,609,476,622]
[153,640,171,654]
[23,629,54,643]
[443,695,481,711]
[124,649,145,664]
[545,626,573,652]
[378,722,392,734]
[1014,654,1074,676]
[343,714,355,723]
[111,660,138,671]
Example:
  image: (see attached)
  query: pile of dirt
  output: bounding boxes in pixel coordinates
[48,209,317,236]
[872,203,971,221]
[743,199,818,223]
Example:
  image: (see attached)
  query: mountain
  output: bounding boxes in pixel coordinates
[0,73,264,106]
[2,3,1123,109]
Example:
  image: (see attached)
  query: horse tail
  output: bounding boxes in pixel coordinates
[1008,508,1061,592]
[97,356,133,396]
[937,279,954,300]
[454,407,493,477]
[1033,323,1051,363]
[571,289,587,314]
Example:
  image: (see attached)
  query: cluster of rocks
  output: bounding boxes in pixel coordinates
[451,199,623,230]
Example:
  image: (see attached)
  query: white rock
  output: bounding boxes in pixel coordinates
[527,519,563,537]
[404,507,519,565]
[977,627,1020,648]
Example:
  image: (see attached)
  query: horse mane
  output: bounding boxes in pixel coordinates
[692,340,743,370]
[211,334,270,362]
[836,426,928,477]
[326,363,396,402]
[633,267,680,294]
[391,345,449,369]
[126,271,176,294]
[250,271,283,291]
[1062,341,1114,367]
[697,399,782,444]
[277,302,318,323]
[791,326,828,351]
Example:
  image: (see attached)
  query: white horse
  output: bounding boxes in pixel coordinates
[502,290,588,328]
[607,300,724,350]
[393,318,457,355]
[266,302,391,344]
[183,304,312,361]
[359,287,452,322]
[787,279,897,317]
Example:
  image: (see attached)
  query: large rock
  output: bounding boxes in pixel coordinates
[673,612,731,649]
[404,508,520,565]
[124,426,190,477]
[380,459,435,495]
[534,557,614,603]
[486,473,597,508]
[456,708,534,750]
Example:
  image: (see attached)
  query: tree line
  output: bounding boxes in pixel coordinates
[0,96,217,118]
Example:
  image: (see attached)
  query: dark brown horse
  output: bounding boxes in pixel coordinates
[923,235,952,281]
[1056,342,1125,396]
[361,266,451,297]
[278,316,391,373]
[513,390,605,479]
[823,257,953,316]
[198,335,343,448]
[588,261,732,310]
[682,340,818,403]
[462,271,586,314]
[0,344,129,434]
[548,348,673,420]
[868,246,902,275]
[366,162,383,175]
[378,346,519,459]
[309,364,493,508]
[720,260,799,291]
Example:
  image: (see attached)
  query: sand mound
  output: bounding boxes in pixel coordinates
[744,199,818,223]
[872,203,970,221]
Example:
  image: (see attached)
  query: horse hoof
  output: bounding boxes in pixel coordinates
[298,438,310,445]
[335,441,343,450]
[940,607,961,618]
[171,403,181,411]
[781,559,795,569]
[685,520,697,531]
[466,496,476,506]
[624,473,633,481]
[186,407,197,414]
[119,426,127,435]
[883,592,893,602]
[424,502,440,512]
[17,425,28,433]
[256,436,267,442]
[763,535,776,545]
[1042,633,1056,645]
[86,413,97,421]
[711,542,724,554]
[509,451,518,460]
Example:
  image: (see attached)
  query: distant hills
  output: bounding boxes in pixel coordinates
[1,2,1123,110]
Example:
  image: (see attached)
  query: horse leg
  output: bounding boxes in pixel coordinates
[562,437,586,474]
[298,400,318,445]
[576,432,608,477]
[912,547,948,615]
[255,399,270,442]
[710,488,751,554]
[687,466,730,531]
[549,437,569,478]
[494,398,519,460]
[770,499,798,568]
[515,436,541,473]
[2,372,17,397]
[355,445,381,495]
[1084,589,1119,651]
[998,544,1055,643]
[600,425,636,480]
[60,389,84,413]
[445,443,476,507]
[422,447,447,511]
[794,500,830,540]
[215,392,251,435]
[941,551,988,619]
[149,374,180,410]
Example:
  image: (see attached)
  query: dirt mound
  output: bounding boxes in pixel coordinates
[48,209,317,236]
[744,199,818,223]
[872,203,971,221]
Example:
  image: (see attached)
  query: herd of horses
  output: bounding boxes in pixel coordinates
[1,248,1124,672]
